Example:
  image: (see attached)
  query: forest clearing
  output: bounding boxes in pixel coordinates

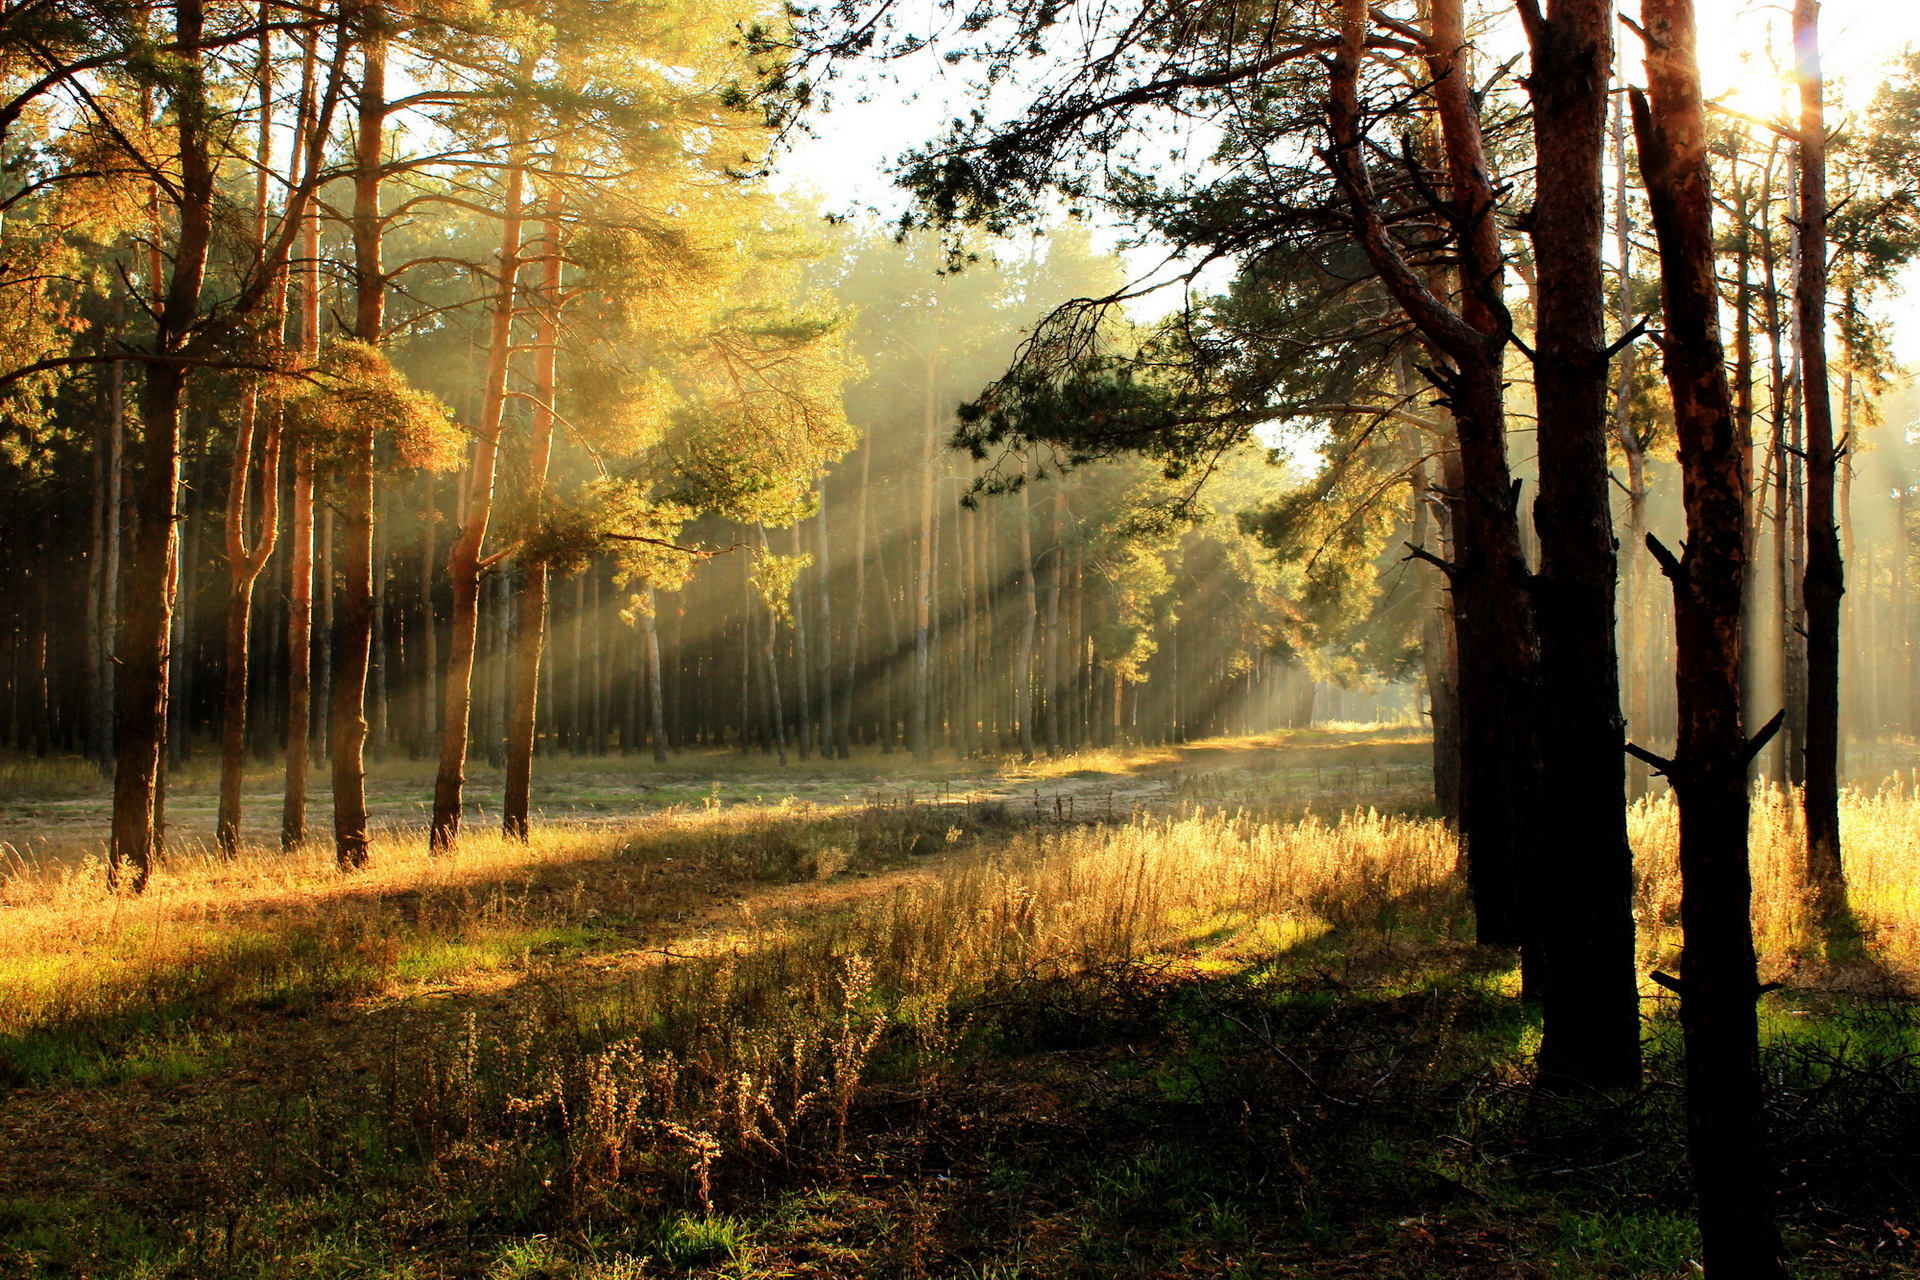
[2,733,1920,1276]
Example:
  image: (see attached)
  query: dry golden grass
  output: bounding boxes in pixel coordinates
[7,770,1920,1058]
[1631,780,1920,986]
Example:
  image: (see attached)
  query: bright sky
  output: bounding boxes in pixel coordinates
[776,0,1920,359]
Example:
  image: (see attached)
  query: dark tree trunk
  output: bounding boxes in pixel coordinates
[109,0,216,893]
[1632,0,1791,1265]
[1326,0,1538,954]
[1520,0,1641,1090]
[1794,0,1844,898]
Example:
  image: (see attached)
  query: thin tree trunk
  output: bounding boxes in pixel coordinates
[1795,0,1845,896]
[913,348,937,761]
[644,584,667,762]
[331,17,388,871]
[283,200,321,848]
[431,140,524,851]
[419,472,438,752]
[217,30,290,856]
[1615,86,1654,799]
[838,442,870,756]
[791,523,813,759]
[1327,0,1538,954]
[814,484,838,757]
[1631,8,1791,1267]
[503,203,562,839]
[756,524,789,765]
[1017,483,1038,763]
[1044,488,1064,757]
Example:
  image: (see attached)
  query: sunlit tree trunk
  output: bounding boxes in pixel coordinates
[814,486,837,756]
[839,443,870,756]
[283,160,324,846]
[1631,3,1790,1264]
[331,14,388,870]
[1614,87,1652,801]
[643,584,668,762]
[216,26,291,858]
[431,138,525,851]
[503,204,563,839]
[791,523,814,759]
[755,523,789,765]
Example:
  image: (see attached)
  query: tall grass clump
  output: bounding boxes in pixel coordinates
[1629,779,1920,984]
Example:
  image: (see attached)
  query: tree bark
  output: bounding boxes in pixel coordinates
[839,441,870,755]
[503,206,562,839]
[643,584,668,762]
[814,485,838,756]
[1326,0,1538,952]
[331,13,387,870]
[109,0,216,893]
[90,279,126,772]
[1794,0,1845,897]
[431,139,525,851]
[1017,483,1039,763]
[282,158,323,848]
[1631,0,1790,1262]
[756,524,789,765]
[1519,0,1641,1089]
[913,347,937,761]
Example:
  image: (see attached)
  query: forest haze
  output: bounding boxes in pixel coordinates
[4,0,1920,1275]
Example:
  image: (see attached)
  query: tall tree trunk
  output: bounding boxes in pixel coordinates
[283,151,324,846]
[643,584,668,762]
[109,0,216,893]
[755,524,789,765]
[812,486,837,756]
[1016,483,1038,763]
[419,472,438,753]
[217,32,288,856]
[1795,0,1844,897]
[1614,86,1653,800]
[503,207,562,839]
[90,281,126,771]
[431,140,524,851]
[1521,0,1641,1090]
[839,443,870,756]
[331,15,387,871]
[1044,488,1065,757]
[1631,3,1791,1265]
[791,523,814,760]
[913,348,937,761]
[1327,0,1537,953]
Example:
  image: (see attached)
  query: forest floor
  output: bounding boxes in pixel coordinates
[0,732,1917,1279]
